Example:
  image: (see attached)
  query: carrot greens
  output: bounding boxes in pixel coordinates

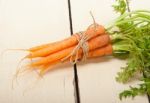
[107,0,150,100]
[112,0,127,14]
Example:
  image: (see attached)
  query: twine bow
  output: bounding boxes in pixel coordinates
[61,12,98,64]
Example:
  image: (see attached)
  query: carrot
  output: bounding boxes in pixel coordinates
[68,44,113,60]
[29,34,110,66]
[38,44,113,75]
[26,24,105,58]
[88,44,113,57]
[38,60,61,76]
[29,42,58,52]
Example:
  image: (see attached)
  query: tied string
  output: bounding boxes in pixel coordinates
[61,12,98,64]
[61,23,99,64]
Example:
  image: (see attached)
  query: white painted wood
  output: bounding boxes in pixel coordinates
[71,0,150,103]
[0,0,74,103]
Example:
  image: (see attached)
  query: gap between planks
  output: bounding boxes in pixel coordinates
[67,0,81,103]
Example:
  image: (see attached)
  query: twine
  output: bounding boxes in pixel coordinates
[61,12,98,64]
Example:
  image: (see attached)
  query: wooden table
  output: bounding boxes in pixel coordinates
[0,0,150,103]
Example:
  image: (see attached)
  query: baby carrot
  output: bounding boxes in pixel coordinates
[26,24,105,58]
[38,44,113,75]
[88,44,113,57]
[29,34,110,66]
[38,60,61,76]
[29,42,58,52]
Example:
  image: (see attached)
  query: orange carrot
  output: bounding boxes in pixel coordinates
[26,24,105,58]
[29,42,58,52]
[29,34,110,66]
[38,44,113,75]
[38,60,61,76]
[88,44,113,57]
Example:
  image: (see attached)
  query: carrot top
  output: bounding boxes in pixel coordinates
[107,9,150,99]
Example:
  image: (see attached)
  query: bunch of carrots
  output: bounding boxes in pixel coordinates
[21,24,113,76]
[17,11,150,79]
[9,0,150,99]
[8,7,150,99]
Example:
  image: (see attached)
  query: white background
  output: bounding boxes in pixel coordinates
[0,0,150,103]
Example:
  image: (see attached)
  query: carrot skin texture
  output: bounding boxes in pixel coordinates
[30,34,110,66]
[27,25,105,58]
[29,42,58,52]
[38,44,113,75]
[27,35,78,58]
[68,44,113,60]
[88,44,113,57]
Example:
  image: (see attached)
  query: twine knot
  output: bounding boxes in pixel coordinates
[61,12,98,64]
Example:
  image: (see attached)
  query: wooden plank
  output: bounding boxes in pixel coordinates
[71,0,150,103]
[0,0,74,103]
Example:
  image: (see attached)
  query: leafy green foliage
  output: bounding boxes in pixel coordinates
[108,6,150,99]
[115,23,150,83]
[112,0,127,14]
[115,23,150,99]
[120,78,150,100]
[116,53,143,83]
[110,0,150,100]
